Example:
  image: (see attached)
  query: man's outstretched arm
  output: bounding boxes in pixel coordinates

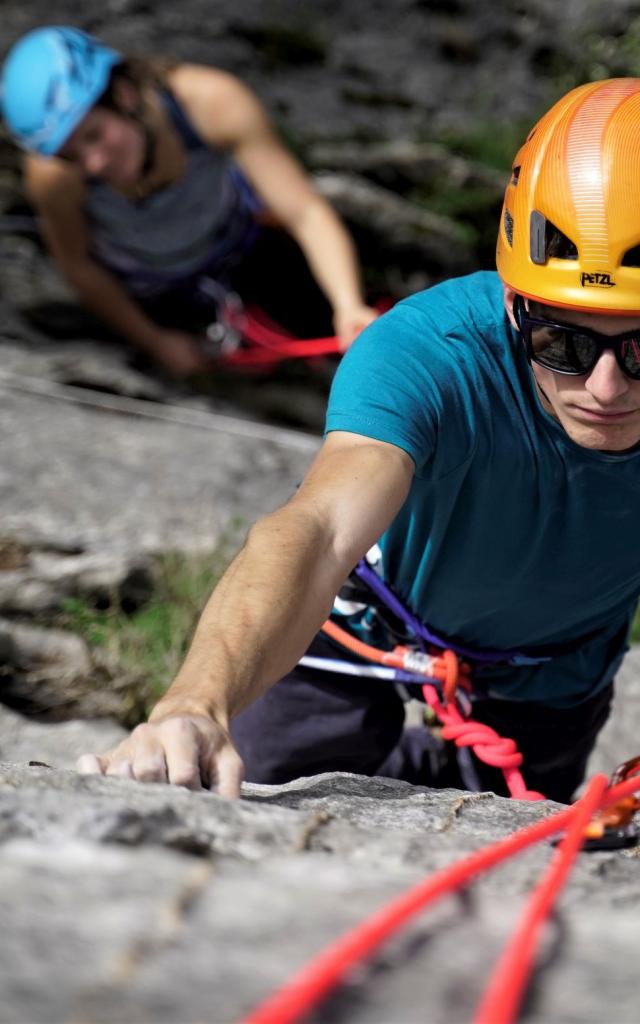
[78,431,414,795]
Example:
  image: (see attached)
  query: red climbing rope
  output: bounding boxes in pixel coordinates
[238,773,640,1024]
[421,683,544,801]
[473,772,608,1024]
[321,618,539,800]
[219,302,342,368]
[238,618,638,1023]
[209,293,392,369]
[321,619,471,696]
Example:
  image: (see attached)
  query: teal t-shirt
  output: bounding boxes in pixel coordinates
[325,271,640,707]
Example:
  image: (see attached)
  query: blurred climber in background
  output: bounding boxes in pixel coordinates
[0,26,377,376]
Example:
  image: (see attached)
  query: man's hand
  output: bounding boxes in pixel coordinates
[334,304,379,351]
[150,329,214,377]
[76,715,244,798]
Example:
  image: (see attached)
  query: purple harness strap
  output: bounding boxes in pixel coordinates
[353,560,551,667]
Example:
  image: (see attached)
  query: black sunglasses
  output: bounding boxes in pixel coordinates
[513,296,640,381]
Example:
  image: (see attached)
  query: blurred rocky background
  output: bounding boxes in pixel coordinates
[2,0,640,739]
[3,5,640,1019]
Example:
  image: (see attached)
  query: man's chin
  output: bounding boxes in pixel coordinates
[563,418,640,453]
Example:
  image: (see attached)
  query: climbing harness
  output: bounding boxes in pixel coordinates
[318,614,543,801]
[309,553,640,826]
[300,554,616,803]
[309,554,563,801]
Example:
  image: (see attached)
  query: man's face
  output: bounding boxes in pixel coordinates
[505,289,640,452]
[58,81,145,189]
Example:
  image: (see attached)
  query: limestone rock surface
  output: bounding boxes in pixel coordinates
[1,759,639,1024]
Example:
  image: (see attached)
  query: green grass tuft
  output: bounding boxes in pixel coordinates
[60,522,245,723]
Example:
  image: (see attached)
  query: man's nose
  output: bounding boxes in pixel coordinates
[584,348,630,403]
[82,146,107,177]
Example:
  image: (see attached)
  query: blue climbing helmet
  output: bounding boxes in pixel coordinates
[1,26,122,155]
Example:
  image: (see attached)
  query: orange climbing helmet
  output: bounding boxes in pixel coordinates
[497,78,640,314]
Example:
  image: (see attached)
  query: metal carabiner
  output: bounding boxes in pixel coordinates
[196,276,245,358]
[581,755,640,852]
[203,319,243,358]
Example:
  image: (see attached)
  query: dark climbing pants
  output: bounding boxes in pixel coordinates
[230,634,614,805]
[141,225,335,340]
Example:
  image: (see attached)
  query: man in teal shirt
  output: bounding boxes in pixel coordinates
[80,79,640,804]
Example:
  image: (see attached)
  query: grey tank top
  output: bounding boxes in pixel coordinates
[85,90,261,297]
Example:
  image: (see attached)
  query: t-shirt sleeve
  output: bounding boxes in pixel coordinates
[325,302,445,475]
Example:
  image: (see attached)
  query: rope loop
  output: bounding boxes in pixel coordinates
[422,680,544,802]
[441,721,523,768]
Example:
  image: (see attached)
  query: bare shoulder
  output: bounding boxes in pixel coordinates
[168,63,253,105]
[167,63,265,145]
[24,154,85,209]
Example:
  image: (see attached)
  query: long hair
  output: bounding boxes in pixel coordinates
[95,55,178,111]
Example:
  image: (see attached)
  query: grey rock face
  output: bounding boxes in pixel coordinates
[0,549,155,614]
[0,617,91,679]
[1,761,639,1024]
[0,703,126,769]
[0,386,317,557]
[315,171,473,271]
[0,381,319,706]
[587,646,640,779]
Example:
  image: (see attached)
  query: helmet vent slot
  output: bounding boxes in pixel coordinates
[504,209,514,246]
[546,224,578,260]
[621,245,640,267]
[530,212,577,264]
[510,165,521,186]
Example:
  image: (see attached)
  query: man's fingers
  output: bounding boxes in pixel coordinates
[162,718,204,790]
[76,717,244,796]
[208,744,244,799]
[76,753,106,775]
[80,727,169,784]
[120,724,169,783]
[106,759,135,779]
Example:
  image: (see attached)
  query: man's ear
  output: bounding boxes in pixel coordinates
[503,284,519,329]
